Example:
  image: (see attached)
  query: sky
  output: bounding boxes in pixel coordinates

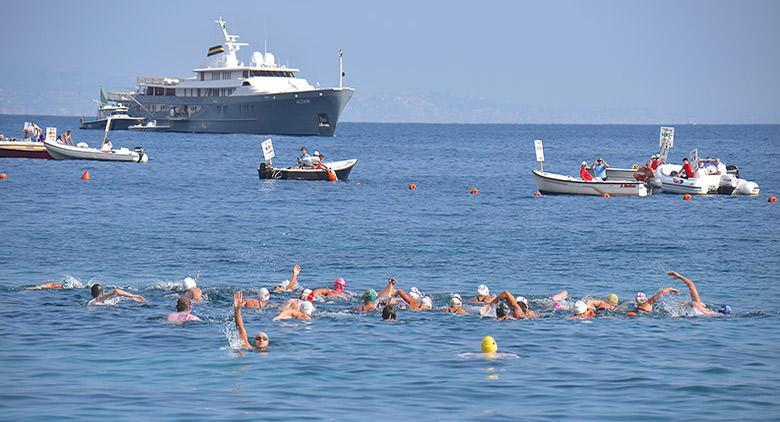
[1,0,778,123]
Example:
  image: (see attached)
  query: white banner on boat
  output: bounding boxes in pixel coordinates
[261,138,275,162]
[45,127,56,142]
[659,127,674,148]
[534,140,544,162]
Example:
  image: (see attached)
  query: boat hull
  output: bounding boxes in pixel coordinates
[532,170,648,196]
[44,140,146,162]
[258,159,356,181]
[0,141,52,159]
[80,116,145,130]
[125,88,353,136]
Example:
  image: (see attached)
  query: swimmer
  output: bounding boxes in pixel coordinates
[181,277,202,302]
[633,286,679,313]
[667,271,729,316]
[240,288,270,309]
[233,292,269,350]
[393,287,433,311]
[355,289,378,312]
[273,263,301,293]
[443,294,469,315]
[376,277,397,302]
[88,283,145,305]
[166,297,201,324]
[487,291,529,319]
[586,293,620,311]
[382,304,397,321]
[27,280,70,290]
[273,297,314,321]
[308,277,351,300]
[570,300,596,319]
[470,284,495,304]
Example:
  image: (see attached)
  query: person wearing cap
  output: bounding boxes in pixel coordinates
[471,284,495,304]
[273,263,302,293]
[666,271,728,316]
[273,297,314,321]
[649,154,664,170]
[487,291,537,319]
[591,157,609,180]
[586,293,620,312]
[87,283,145,305]
[393,287,433,311]
[443,294,468,315]
[240,288,271,309]
[634,156,659,182]
[679,157,696,179]
[633,286,679,313]
[182,277,202,302]
[382,304,397,321]
[167,297,202,324]
[355,289,379,312]
[570,300,596,319]
[580,161,594,181]
[308,277,351,300]
[233,292,269,350]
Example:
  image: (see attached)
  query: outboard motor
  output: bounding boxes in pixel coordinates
[726,164,740,179]
[646,177,663,194]
[133,146,148,163]
[717,174,738,195]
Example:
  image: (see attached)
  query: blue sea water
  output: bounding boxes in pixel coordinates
[1,116,779,421]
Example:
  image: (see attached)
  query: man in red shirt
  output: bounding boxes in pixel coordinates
[580,161,593,181]
[680,157,695,178]
[649,154,663,170]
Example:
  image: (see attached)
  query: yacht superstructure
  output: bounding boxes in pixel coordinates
[106,18,353,136]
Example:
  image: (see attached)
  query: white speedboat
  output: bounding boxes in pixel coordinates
[44,140,148,162]
[655,164,758,195]
[532,170,648,196]
[129,120,170,131]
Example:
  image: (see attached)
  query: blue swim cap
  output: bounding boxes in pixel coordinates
[719,305,732,315]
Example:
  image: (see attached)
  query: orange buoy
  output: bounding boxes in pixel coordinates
[408,183,417,190]
[81,170,90,181]
[625,312,638,317]
[533,191,542,197]
[601,193,610,198]
[769,196,777,203]
[327,170,337,182]
[0,172,7,180]
[683,194,692,200]
[470,188,479,195]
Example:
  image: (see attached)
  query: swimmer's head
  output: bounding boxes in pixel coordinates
[481,336,498,353]
[363,289,377,303]
[253,331,269,349]
[574,300,588,315]
[300,288,313,301]
[409,287,423,302]
[553,301,565,311]
[299,300,315,316]
[719,304,732,315]
[274,279,291,291]
[183,277,197,290]
[91,283,103,298]
[420,296,433,310]
[450,295,462,308]
[258,287,270,302]
[176,296,192,312]
[635,292,648,304]
[496,302,510,318]
[516,296,529,312]
[607,293,619,306]
[477,284,490,297]
[333,277,346,291]
[382,304,397,320]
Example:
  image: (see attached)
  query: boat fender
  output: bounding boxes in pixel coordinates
[735,180,759,196]
[77,142,89,148]
[327,170,338,182]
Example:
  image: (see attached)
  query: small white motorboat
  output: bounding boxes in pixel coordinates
[532,170,648,196]
[44,140,148,162]
[128,120,170,131]
[655,164,759,195]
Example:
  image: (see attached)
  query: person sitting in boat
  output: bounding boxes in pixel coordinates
[679,157,696,179]
[297,146,316,167]
[62,130,73,145]
[633,158,657,181]
[701,158,727,175]
[580,161,594,181]
[649,154,663,170]
[100,139,113,152]
[591,157,609,180]
[0,133,4,141]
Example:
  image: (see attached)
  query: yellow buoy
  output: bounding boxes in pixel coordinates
[481,336,497,353]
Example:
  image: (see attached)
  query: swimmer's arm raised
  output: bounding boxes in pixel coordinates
[496,291,526,318]
[288,263,301,291]
[233,292,251,349]
[646,287,679,305]
[667,272,702,305]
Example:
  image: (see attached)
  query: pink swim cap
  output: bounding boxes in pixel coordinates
[553,302,565,310]
[333,277,346,291]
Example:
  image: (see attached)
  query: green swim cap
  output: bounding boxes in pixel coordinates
[364,289,377,302]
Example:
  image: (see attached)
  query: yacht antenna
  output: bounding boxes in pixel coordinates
[264,25,267,54]
[339,49,344,89]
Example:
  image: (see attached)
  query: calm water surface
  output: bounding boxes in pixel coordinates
[1,116,779,420]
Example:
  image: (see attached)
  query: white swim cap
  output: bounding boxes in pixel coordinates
[450,295,462,307]
[276,279,290,290]
[421,297,433,308]
[409,287,423,301]
[515,296,528,306]
[477,284,490,296]
[581,161,588,166]
[258,287,270,302]
[574,300,588,315]
[300,288,313,300]
[300,300,315,316]
[183,277,196,290]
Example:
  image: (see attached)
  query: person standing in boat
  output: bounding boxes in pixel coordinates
[591,157,609,180]
[580,161,594,181]
[62,130,73,145]
[679,157,696,179]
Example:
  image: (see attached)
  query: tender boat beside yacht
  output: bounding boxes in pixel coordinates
[44,119,149,163]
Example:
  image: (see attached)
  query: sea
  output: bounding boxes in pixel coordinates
[1,116,779,421]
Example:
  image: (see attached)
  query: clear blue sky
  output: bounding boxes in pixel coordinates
[1,0,778,123]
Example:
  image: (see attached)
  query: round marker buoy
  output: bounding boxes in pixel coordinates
[81,171,90,181]
[683,194,692,201]
[408,183,417,191]
[601,193,610,198]
[0,172,7,180]
[533,191,542,197]
[481,336,497,353]
[470,188,479,195]
[327,170,337,182]
[769,196,777,203]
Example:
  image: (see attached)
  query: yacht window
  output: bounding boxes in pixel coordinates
[199,72,204,81]
[243,70,248,78]
[146,87,153,95]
